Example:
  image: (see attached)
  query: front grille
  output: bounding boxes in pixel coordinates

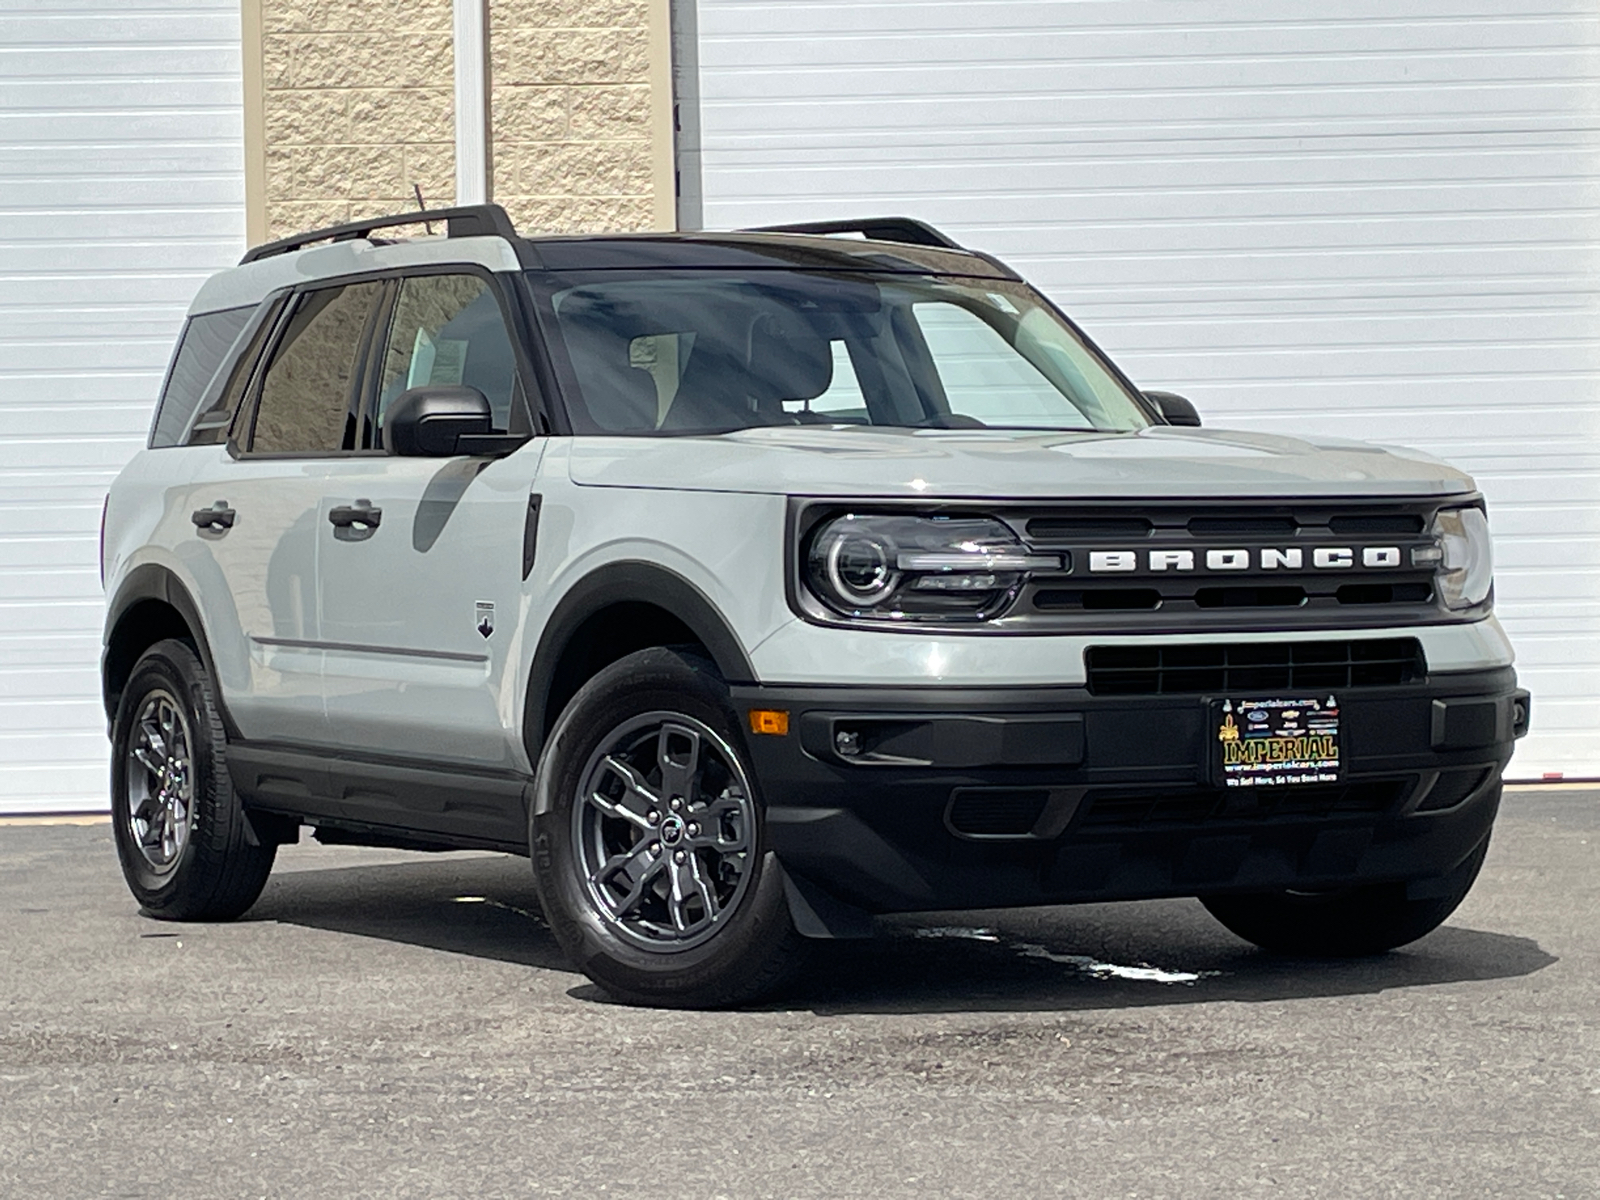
[1194,585,1306,609]
[1328,513,1426,535]
[1022,503,1432,544]
[1026,515,1152,539]
[1007,499,1454,632]
[1079,779,1410,830]
[1084,638,1425,696]
[1034,587,1161,611]
[1030,581,1434,614]
[1187,515,1297,537]
[1336,582,1433,606]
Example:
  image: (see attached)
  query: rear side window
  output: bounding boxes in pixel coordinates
[249,282,383,455]
[149,306,253,448]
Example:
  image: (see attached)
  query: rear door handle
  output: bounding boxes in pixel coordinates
[328,499,382,538]
[191,501,235,534]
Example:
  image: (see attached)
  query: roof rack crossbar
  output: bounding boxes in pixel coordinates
[742,217,965,251]
[239,203,519,265]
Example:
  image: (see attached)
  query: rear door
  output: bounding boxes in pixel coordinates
[184,278,386,744]
[317,270,544,772]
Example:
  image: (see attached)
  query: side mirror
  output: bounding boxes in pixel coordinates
[386,385,528,456]
[387,386,490,455]
[1145,390,1201,427]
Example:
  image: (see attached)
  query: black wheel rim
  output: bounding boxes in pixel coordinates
[572,711,755,952]
[124,688,194,874]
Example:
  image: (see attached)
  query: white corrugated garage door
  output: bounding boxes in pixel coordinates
[0,1,245,813]
[692,0,1600,779]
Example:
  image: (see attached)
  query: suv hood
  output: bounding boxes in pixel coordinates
[566,425,1475,499]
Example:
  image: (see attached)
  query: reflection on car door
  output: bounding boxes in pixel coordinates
[179,280,384,744]
[318,271,542,769]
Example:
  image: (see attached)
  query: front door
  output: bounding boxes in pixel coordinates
[317,271,543,770]
[181,279,385,744]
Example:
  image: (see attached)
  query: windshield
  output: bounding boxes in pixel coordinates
[534,270,1153,435]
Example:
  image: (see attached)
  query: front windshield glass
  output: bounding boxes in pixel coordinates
[535,270,1153,435]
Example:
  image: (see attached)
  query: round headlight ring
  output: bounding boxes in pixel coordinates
[803,512,1047,622]
[826,533,897,606]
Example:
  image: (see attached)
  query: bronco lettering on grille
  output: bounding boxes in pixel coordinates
[1087,547,1403,573]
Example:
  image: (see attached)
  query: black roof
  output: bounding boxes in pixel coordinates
[518,231,1017,278]
[239,205,1019,280]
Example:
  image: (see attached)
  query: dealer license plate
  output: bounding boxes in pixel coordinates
[1214,695,1342,788]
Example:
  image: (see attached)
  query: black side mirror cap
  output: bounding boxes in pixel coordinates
[386,385,528,456]
[387,385,490,455]
[1145,390,1201,427]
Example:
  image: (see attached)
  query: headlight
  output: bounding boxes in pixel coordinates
[1416,505,1493,610]
[804,513,1060,622]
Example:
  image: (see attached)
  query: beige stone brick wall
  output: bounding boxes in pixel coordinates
[249,0,670,243]
[259,0,455,239]
[489,0,657,233]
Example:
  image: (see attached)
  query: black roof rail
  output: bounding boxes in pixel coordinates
[743,217,965,251]
[239,203,519,265]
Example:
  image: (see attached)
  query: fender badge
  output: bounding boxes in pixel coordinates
[475,601,494,639]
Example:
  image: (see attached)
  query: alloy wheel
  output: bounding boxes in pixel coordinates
[124,688,195,873]
[573,711,756,951]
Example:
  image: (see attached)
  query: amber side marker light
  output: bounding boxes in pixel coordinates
[748,709,790,736]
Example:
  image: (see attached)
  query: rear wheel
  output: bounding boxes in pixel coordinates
[109,639,275,920]
[1201,835,1490,956]
[531,647,806,1007]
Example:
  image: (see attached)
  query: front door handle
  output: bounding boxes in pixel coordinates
[328,499,382,540]
[191,501,235,535]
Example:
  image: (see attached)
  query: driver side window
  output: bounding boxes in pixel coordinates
[376,274,521,446]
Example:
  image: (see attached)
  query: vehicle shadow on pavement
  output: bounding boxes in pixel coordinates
[244,853,1555,1014]
[245,852,571,973]
[776,900,1557,1016]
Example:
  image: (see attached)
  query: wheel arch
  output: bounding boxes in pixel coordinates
[103,564,234,735]
[524,561,756,764]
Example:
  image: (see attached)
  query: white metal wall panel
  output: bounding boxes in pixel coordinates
[0,1,245,813]
[694,0,1600,778]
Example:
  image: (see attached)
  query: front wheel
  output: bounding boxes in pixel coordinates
[530,648,806,1007]
[1201,835,1491,956]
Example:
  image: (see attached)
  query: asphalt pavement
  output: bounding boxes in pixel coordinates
[2,788,1596,1199]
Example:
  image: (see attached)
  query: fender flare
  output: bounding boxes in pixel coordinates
[522,560,756,762]
[102,564,237,736]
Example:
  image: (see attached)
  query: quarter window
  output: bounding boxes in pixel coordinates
[249,282,383,454]
[149,305,254,448]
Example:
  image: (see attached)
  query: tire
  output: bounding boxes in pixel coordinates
[109,638,275,921]
[530,647,807,1008]
[1201,835,1491,956]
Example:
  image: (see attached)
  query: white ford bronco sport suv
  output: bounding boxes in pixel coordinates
[102,205,1530,1006]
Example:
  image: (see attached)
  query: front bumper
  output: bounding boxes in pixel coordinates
[733,667,1528,918]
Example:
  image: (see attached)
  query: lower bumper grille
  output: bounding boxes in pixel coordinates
[1085,637,1425,696]
[1079,779,1411,830]
[1416,766,1493,812]
[946,788,1051,837]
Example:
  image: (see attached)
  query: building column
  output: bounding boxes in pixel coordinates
[245,0,675,242]
[454,0,490,205]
